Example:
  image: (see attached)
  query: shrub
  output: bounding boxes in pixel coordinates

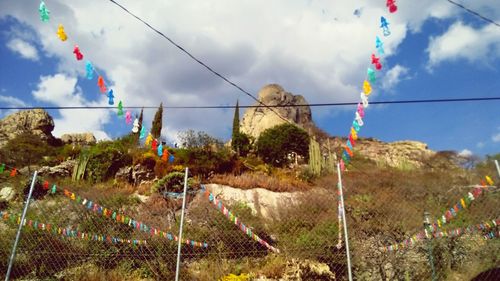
[255,124,309,167]
[0,132,58,168]
[83,138,133,183]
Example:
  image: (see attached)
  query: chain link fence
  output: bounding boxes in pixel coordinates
[0,160,499,280]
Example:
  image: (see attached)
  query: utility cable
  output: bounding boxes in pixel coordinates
[1,96,499,110]
[446,0,500,27]
[105,0,290,124]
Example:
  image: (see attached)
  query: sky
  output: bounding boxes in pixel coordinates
[0,0,499,156]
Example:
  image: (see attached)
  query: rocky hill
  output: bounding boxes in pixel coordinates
[0,109,56,147]
[241,84,314,139]
[0,109,96,147]
[240,84,441,169]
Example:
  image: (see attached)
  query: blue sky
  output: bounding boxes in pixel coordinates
[0,0,499,156]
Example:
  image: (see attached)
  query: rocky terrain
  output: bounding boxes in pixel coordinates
[0,109,96,148]
[241,84,441,169]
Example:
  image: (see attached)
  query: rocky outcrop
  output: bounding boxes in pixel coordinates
[60,133,96,146]
[38,160,77,178]
[241,84,314,139]
[357,139,436,169]
[0,187,15,202]
[0,109,56,147]
[201,184,303,221]
[115,164,156,186]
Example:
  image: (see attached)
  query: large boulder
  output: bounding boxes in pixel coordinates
[115,164,156,186]
[241,84,314,139]
[37,160,77,177]
[60,133,96,146]
[0,109,56,147]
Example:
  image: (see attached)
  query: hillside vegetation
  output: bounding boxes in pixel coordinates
[0,129,499,280]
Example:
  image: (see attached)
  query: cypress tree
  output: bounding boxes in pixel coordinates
[231,100,240,154]
[232,100,240,138]
[138,108,144,131]
[151,102,163,139]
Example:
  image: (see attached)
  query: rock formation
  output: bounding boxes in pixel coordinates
[241,84,314,139]
[60,133,97,146]
[0,109,56,147]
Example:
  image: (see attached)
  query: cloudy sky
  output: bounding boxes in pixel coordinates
[0,0,499,156]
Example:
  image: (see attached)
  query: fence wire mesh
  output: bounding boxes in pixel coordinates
[0,159,499,280]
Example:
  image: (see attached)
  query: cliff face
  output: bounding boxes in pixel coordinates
[0,109,56,147]
[240,84,314,139]
[240,84,441,169]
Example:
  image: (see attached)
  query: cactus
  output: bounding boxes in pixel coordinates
[72,153,90,181]
[309,137,322,176]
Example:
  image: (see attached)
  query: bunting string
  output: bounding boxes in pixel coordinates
[0,210,147,245]
[382,218,499,252]
[0,163,19,177]
[36,1,130,126]
[428,177,494,232]
[57,187,208,248]
[382,176,496,252]
[201,186,280,253]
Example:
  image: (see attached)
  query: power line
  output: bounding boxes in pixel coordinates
[1,97,499,110]
[105,0,290,124]
[446,0,500,27]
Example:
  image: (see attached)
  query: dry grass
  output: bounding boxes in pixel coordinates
[211,170,312,192]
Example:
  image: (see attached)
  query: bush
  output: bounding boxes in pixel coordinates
[172,147,238,178]
[83,138,133,183]
[255,124,309,167]
[0,132,58,168]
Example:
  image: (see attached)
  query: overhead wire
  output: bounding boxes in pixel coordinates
[445,0,500,27]
[105,0,290,124]
[1,96,499,110]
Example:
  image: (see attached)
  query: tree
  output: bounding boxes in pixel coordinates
[151,102,163,139]
[177,130,223,151]
[232,132,251,157]
[255,123,309,166]
[135,108,144,144]
[232,100,240,139]
[231,99,250,156]
[138,108,144,131]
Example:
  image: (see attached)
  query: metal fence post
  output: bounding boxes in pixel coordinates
[175,167,189,281]
[337,163,353,281]
[5,171,38,281]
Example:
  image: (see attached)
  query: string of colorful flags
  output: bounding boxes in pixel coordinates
[201,186,280,253]
[383,176,496,252]
[484,229,500,240]
[38,1,154,144]
[427,177,494,231]
[339,12,395,171]
[382,218,499,252]
[336,1,399,248]
[54,186,209,248]
[1,210,147,246]
[0,163,18,177]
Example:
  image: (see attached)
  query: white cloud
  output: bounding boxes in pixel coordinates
[32,74,111,140]
[382,64,409,90]
[0,94,28,117]
[492,133,500,143]
[458,149,473,158]
[0,0,488,141]
[427,21,500,67]
[6,38,39,61]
